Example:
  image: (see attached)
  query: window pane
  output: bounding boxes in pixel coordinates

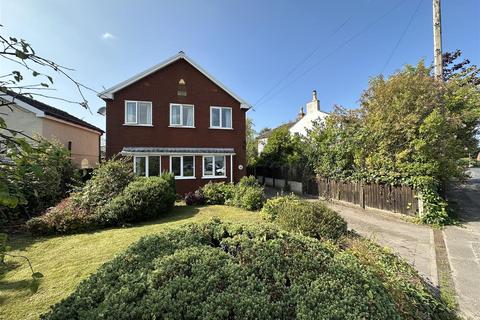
[171,105,181,125]
[204,156,213,176]
[148,156,160,176]
[138,102,151,124]
[215,156,225,176]
[126,102,136,123]
[183,156,194,177]
[211,108,220,127]
[183,105,194,126]
[171,157,181,176]
[135,157,146,176]
[222,108,232,128]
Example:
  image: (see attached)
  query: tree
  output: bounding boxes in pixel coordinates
[0,26,95,208]
[258,125,303,167]
[246,118,258,166]
[304,106,361,179]
[305,57,480,224]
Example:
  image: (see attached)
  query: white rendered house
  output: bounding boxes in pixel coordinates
[257,90,328,154]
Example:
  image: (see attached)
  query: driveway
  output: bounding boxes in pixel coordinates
[265,187,437,285]
[267,177,480,319]
[444,168,480,319]
[325,202,437,285]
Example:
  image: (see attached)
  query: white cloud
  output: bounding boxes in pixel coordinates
[101,32,115,40]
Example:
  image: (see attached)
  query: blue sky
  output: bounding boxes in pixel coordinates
[1,0,479,135]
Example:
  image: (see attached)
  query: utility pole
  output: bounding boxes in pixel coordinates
[433,0,443,81]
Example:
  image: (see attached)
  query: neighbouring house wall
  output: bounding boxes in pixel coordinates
[106,58,247,186]
[257,137,268,154]
[42,117,101,168]
[289,110,328,136]
[1,104,43,139]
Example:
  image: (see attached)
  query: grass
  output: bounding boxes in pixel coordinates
[0,203,264,320]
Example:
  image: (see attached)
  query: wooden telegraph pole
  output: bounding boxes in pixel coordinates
[433,0,443,81]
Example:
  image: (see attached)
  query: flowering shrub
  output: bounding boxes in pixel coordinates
[26,161,175,234]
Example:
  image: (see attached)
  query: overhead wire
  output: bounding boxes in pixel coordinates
[254,0,406,109]
[380,0,424,74]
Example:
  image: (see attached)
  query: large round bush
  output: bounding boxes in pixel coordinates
[97,174,176,225]
[201,182,235,205]
[228,176,265,210]
[262,196,347,241]
[72,157,134,213]
[41,219,401,320]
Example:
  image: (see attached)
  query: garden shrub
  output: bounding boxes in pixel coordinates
[71,157,134,213]
[261,194,301,221]
[263,196,347,242]
[96,174,176,225]
[26,198,96,235]
[345,237,454,319]
[26,167,175,234]
[1,137,80,224]
[201,182,235,205]
[228,176,265,210]
[189,177,265,211]
[184,189,205,206]
[41,219,404,320]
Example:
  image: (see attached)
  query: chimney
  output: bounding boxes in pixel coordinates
[297,107,305,120]
[306,89,320,114]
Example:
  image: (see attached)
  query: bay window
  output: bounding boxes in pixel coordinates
[210,107,232,129]
[170,104,194,127]
[125,101,152,125]
[203,155,226,178]
[170,156,195,178]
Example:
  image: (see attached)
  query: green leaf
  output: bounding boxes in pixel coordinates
[32,71,40,77]
[47,75,53,84]
[32,272,44,279]
[9,37,18,43]
[40,83,49,88]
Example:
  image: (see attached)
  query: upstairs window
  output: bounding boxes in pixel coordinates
[170,104,194,127]
[210,107,232,129]
[125,101,152,125]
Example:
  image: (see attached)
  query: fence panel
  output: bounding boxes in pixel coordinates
[318,177,418,216]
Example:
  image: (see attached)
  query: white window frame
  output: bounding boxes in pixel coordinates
[202,155,227,178]
[169,103,195,128]
[124,100,153,126]
[209,106,233,129]
[169,155,195,179]
[133,155,161,177]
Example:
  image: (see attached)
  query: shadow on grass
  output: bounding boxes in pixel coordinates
[5,204,201,253]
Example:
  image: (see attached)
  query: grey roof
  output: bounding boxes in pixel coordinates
[122,147,235,154]
[5,91,104,133]
[257,121,298,139]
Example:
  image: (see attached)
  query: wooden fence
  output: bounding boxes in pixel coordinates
[317,178,420,216]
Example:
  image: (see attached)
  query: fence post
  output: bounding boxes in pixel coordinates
[360,181,365,209]
[417,191,424,217]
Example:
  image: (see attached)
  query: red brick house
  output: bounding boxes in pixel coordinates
[99,52,251,195]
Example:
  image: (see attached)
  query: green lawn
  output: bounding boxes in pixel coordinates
[0,204,264,320]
